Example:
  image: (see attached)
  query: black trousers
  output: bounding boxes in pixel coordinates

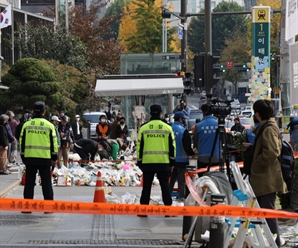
[257,192,280,247]
[24,164,53,200]
[140,171,172,206]
[169,167,186,199]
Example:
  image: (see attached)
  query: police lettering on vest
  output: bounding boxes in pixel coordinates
[27,130,47,135]
[146,133,165,138]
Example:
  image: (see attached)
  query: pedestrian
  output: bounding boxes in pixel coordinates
[169,111,194,200]
[230,117,245,133]
[287,116,298,152]
[173,99,191,119]
[251,99,287,247]
[0,114,10,175]
[6,111,18,163]
[163,113,171,124]
[137,104,176,214]
[58,115,73,168]
[4,115,16,167]
[110,115,121,139]
[96,114,110,141]
[51,116,61,148]
[193,104,220,171]
[73,139,101,167]
[71,114,83,142]
[116,117,128,139]
[15,111,32,140]
[19,101,58,205]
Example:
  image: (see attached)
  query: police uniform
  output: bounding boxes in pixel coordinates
[20,101,58,200]
[137,104,176,207]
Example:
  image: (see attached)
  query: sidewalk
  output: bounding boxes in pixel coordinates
[0,172,199,248]
[1,172,298,248]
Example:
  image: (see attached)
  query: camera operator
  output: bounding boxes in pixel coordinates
[193,104,220,173]
[173,100,190,119]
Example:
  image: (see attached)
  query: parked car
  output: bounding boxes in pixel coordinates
[188,109,203,131]
[225,117,252,132]
[240,110,252,118]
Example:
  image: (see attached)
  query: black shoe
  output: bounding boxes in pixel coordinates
[0,170,9,175]
[137,215,147,217]
[44,212,53,214]
[21,211,32,214]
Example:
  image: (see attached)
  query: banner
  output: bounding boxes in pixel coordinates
[285,0,298,41]
[0,4,12,29]
[289,42,298,105]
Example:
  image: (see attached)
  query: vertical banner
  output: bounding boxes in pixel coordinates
[249,6,271,102]
[285,0,298,41]
[289,42,298,105]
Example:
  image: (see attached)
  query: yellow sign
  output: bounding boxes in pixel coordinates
[253,7,269,23]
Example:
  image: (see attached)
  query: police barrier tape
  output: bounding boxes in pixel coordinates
[0,198,298,219]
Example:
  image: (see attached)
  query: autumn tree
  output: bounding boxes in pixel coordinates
[220,31,251,97]
[0,58,61,114]
[188,1,248,56]
[118,0,175,53]
[105,0,128,40]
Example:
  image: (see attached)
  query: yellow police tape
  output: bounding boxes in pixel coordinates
[0,198,298,219]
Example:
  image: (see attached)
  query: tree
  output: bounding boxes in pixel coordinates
[220,31,251,97]
[69,2,123,74]
[11,23,88,72]
[0,58,61,114]
[118,0,175,53]
[188,1,248,56]
[105,0,128,40]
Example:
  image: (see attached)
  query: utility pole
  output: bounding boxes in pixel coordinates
[204,0,212,95]
[279,0,293,115]
[180,0,187,72]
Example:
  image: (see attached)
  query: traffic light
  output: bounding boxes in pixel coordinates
[235,64,250,72]
[183,72,193,95]
[162,9,171,19]
[194,54,205,88]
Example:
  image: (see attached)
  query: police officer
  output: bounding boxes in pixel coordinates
[20,101,58,203]
[193,104,220,171]
[169,111,194,200]
[137,104,176,214]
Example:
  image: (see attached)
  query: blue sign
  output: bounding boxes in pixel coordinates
[178,26,183,39]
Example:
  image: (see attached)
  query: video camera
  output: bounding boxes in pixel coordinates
[205,94,232,117]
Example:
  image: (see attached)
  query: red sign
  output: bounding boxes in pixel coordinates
[226,61,233,68]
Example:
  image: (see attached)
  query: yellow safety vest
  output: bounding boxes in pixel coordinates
[137,120,176,164]
[20,118,58,159]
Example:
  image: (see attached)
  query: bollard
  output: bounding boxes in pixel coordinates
[209,193,226,248]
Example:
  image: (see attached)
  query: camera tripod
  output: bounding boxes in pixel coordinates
[207,115,231,181]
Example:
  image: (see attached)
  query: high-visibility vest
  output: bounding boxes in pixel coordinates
[20,118,58,159]
[137,120,176,164]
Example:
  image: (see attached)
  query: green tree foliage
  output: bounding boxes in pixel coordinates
[0,58,61,114]
[188,1,248,56]
[105,0,128,40]
[119,0,175,53]
[220,32,250,96]
[11,23,88,72]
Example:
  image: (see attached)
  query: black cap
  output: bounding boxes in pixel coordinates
[150,104,162,114]
[33,101,46,112]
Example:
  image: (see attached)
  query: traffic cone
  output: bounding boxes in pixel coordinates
[93,171,106,203]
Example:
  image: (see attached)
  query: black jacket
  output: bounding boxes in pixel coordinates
[74,139,98,160]
[0,124,9,147]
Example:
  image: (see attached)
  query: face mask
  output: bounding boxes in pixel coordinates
[165,118,169,122]
[120,121,125,125]
[101,119,106,123]
[76,118,80,121]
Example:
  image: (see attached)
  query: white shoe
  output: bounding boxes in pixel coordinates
[280,237,285,246]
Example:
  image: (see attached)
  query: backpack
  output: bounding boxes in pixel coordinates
[279,140,296,191]
[243,123,296,191]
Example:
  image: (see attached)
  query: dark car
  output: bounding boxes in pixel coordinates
[188,110,203,130]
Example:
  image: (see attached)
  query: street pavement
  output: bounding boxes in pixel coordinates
[1,171,298,247]
[0,172,200,248]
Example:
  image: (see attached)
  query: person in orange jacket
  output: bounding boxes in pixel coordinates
[96,115,110,141]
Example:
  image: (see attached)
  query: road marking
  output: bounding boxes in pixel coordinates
[0,179,20,198]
